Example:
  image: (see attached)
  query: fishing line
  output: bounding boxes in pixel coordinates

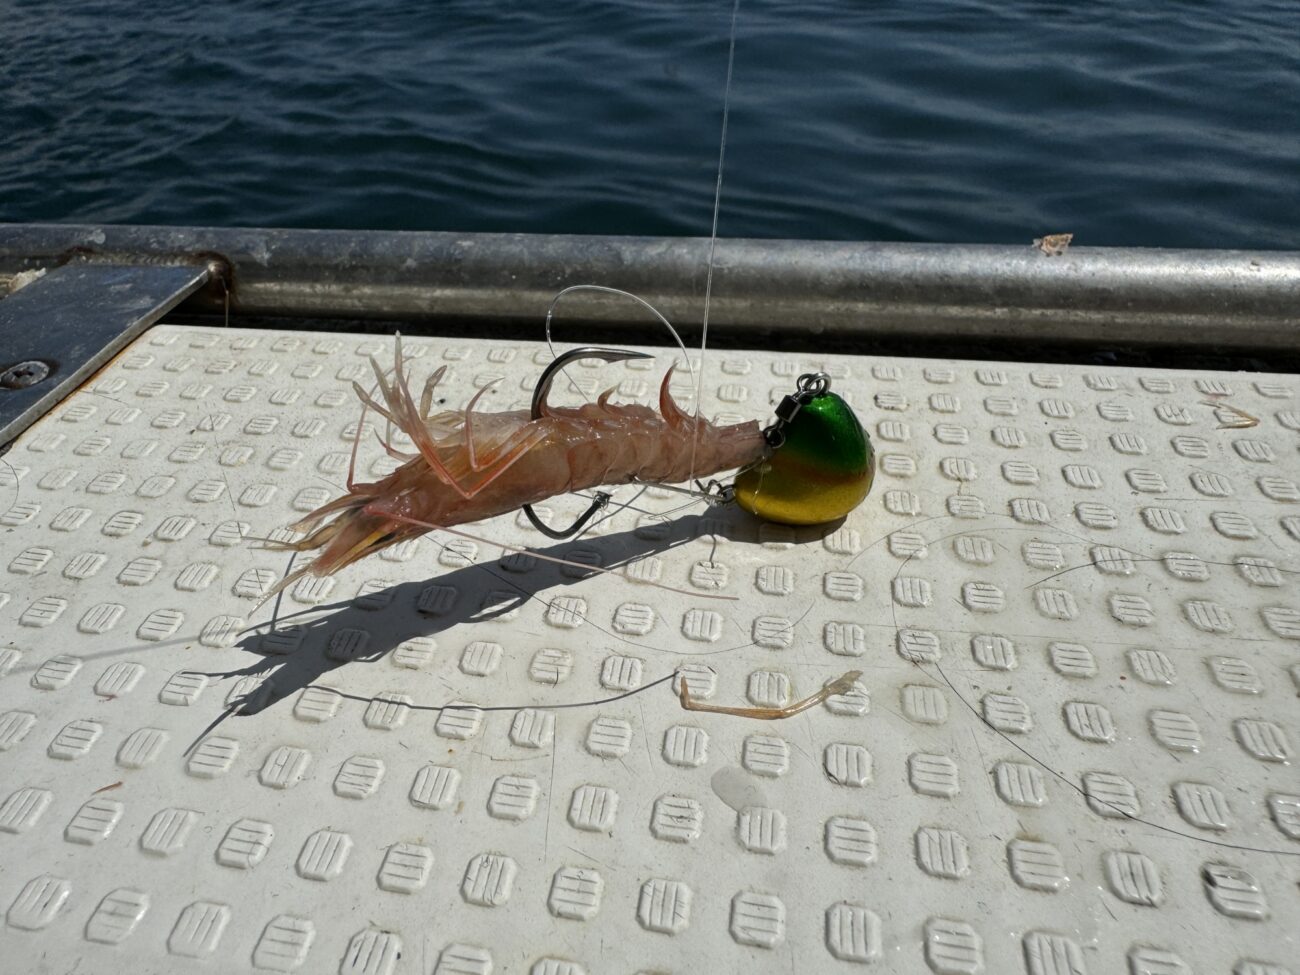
[1025,554,1300,591]
[0,455,20,513]
[689,0,742,486]
[534,0,746,526]
[542,284,698,400]
[923,654,1300,858]
[328,671,680,714]
[887,536,1300,858]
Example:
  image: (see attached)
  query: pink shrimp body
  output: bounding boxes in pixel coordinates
[274,345,767,589]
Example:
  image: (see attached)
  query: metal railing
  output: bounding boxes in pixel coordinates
[1,223,1298,350]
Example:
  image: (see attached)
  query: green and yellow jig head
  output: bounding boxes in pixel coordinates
[733,372,874,525]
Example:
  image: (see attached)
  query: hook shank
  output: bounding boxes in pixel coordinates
[522,347,654,540]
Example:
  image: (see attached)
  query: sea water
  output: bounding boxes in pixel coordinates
[2,0,1296,248]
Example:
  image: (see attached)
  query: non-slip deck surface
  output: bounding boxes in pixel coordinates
[1,325,1297,974]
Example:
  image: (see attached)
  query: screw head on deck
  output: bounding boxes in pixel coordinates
[0,360,51,390]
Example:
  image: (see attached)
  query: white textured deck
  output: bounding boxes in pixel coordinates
[1,325,1297,974]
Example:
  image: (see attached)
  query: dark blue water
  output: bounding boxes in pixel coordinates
[2,0,1297,248]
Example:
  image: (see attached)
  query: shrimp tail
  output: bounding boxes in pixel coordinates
[260,338,466,602]
[260,497,417,603]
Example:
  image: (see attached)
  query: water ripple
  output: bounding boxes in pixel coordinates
[1,0,1296,247]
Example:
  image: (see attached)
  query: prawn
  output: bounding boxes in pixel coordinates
[266,336,875,600]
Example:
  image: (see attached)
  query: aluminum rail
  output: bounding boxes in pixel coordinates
[1,223,1298,349]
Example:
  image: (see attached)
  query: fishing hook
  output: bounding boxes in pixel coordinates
[522,346,654,540]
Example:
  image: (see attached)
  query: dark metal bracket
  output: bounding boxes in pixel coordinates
[0,262,211,446]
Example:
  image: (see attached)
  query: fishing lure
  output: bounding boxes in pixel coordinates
[270,338,874,594]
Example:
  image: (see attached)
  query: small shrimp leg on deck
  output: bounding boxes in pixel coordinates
[679,669,864,720]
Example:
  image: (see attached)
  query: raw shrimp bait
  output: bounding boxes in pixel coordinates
[272,339,873,591]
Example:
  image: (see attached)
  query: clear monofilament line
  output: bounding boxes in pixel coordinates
[689,0,742,485]
[543,284,698,400]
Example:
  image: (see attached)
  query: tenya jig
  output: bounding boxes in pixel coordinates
[267,339,874,596]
